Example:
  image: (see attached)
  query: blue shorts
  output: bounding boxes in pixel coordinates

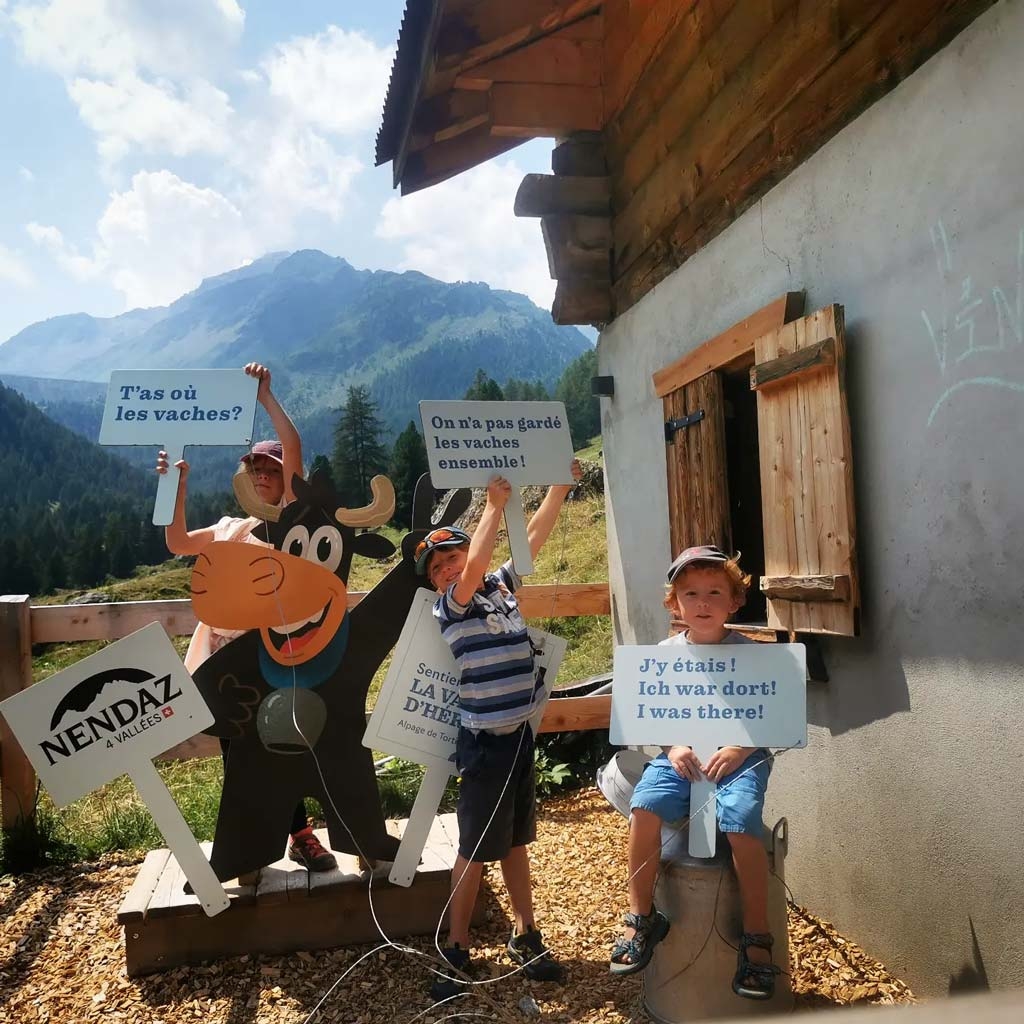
[629,749,771,835]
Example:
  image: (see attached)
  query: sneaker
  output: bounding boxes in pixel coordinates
[508,925,566,983]
[428,944,472,1001]
[288,828,338,872]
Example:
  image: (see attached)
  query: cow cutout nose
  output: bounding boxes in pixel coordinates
[257,689,327,753]
[249,554,285,596]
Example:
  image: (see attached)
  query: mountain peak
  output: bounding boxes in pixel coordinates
[273,249,355,281]
[191,252,293,296]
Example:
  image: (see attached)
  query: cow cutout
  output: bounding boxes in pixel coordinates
[189,468,470,882]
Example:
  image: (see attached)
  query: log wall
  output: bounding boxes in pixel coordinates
[602,0,996,316]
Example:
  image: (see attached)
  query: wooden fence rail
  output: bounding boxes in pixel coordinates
[0,585,612,832]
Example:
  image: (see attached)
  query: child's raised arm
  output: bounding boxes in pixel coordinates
[526,457,582,557]
[452,475,511,605]
[156,454,218,556]
[246,362,302,502]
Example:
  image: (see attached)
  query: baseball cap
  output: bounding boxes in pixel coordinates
[240,440,283,466]
[414,527,471,575]
[666,545,730,583]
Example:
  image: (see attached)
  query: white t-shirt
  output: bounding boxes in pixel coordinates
[658,628,756,648]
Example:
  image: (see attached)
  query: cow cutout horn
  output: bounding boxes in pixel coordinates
[336,475,395,528]
[233,464,282,522]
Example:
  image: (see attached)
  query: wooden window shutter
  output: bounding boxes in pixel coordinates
[663,371,731,557]
[752,304,859,635]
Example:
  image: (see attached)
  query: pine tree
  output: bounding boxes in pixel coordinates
[70,526,107,588]
[504,378,550,401]
[555,348,600,448]
[464,369,504,401]
[331,385,390,506]
[45,549,68,593]
[389,421,429,528]
[309,454,335,488]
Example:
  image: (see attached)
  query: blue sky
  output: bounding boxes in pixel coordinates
[0,0,556,350]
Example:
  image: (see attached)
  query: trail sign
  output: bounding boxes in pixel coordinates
[365,588,566,886]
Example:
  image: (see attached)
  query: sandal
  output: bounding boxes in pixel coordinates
[732,932,781,1000]
[609,909,670,976]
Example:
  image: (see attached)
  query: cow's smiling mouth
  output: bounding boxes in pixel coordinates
[268,598,332,655]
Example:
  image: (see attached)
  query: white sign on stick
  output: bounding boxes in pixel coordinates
[365,588,566,886]
[0,622,229,916]
[419,400,575,576]
[610,643,806,858]
[99,369,259,526]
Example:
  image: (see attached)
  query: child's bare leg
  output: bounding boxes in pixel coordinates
[726,832,771,964]
[447,854,485,948]
[500,844,534,934]
[623,808,662,942]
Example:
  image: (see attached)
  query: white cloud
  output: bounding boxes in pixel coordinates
[68,74,233,165]
[29,171,257,308]
[237,122,362,228]
[260,26,393,136]
[10,0,244,79]
[96,172,255,306]
[0,243,35,287]
[11,8,386,311]
[27,221,105,281]
[376,158,555,309]
[18,165,35,182]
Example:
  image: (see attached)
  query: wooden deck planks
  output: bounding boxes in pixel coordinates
[117,849,171,923]
[118,812,479,975]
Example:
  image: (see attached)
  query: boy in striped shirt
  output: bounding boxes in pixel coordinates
[415,462,580,998]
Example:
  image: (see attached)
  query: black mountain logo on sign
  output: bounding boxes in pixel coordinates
[49,667,156,731]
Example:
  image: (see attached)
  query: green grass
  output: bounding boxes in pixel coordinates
[1,758,225,872]
[574,434,603,461]
[6,484,612,871]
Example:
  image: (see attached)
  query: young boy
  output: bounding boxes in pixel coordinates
[415,462,580,1000]
[610,545,779,1000]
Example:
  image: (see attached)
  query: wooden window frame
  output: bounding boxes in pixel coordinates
[654,293,860,644]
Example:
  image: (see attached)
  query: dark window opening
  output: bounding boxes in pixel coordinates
[722,369,766,624]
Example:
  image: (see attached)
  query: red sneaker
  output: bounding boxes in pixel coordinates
[288,828,338,872]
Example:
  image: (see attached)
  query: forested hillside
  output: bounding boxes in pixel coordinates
[0,381,229,594]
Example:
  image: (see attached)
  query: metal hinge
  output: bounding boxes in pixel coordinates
[664,409,704,442]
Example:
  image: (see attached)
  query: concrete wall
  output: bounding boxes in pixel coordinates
[598,0,1024,997]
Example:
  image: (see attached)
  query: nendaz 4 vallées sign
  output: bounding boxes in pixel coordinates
[0,622,229,915]
[611,641,807,858]
[419,399,575,576]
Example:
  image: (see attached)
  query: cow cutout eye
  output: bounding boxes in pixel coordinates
[308,525,343,572]
[282,525,310,559]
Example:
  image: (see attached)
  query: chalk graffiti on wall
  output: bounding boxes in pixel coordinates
[920,220,1024,427]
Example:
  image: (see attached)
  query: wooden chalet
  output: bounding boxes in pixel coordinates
[376,0,994,325]
[377,0,1024,1000]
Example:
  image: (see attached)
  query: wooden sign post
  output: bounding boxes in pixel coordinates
[610,643,806,857]
[364,590,566,886]
[99,369,258,525]
[419,400,575,576]
[0,622,229,916]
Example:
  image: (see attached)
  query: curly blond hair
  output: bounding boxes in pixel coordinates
[663,553,751,612]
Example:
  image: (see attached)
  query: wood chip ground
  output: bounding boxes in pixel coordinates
[0,790,915,1023]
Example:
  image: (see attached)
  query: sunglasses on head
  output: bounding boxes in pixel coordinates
[414,528,459,560]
